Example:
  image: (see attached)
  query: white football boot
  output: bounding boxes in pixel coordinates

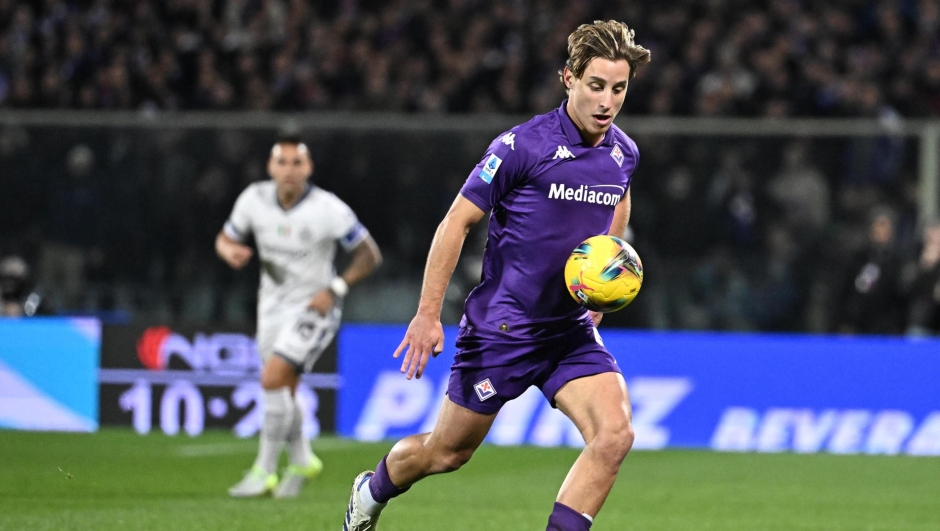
[343,471,385,531]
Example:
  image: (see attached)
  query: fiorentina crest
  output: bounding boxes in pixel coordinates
[474,378,497,401]
[611,144,625,167]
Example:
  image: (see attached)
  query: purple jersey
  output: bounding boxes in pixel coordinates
[459,100,640,334]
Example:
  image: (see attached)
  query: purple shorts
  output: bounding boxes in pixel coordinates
[446,320,621,415]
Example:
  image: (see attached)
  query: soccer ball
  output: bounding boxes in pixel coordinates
[565,235,644,312]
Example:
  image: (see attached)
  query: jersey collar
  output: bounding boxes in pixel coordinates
[276,183,313,212]
[557,99,615,147]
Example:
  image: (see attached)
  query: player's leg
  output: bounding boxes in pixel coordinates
[344,396,496,530]
[258,355,301,471]
[345,326,535,529]
[229,315,285,497]
[549,372,633,529]
[387,395,496,485]
[275,309,339,497]
[273,386,324,498]
[229,354,299,497]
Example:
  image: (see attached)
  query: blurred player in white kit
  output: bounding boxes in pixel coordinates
[216,136,382,498]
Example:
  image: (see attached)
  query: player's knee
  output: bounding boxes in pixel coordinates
[433,447,475,473]
[260,370,283,390]
[260,356,298,390]
[593,419,634,465]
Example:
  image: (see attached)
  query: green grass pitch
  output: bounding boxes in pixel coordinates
[1,428,938,531]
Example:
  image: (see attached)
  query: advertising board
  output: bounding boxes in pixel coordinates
[339,325,940,455]
[99,323,338,436]
[0,318,100,432]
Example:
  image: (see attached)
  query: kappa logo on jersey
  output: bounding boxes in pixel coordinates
[553,145,575,160]
[500,132,516,150]
[474,378,497,401]
[611,144,625,167]
[479,154,502,184]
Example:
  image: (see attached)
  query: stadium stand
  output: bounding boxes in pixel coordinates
[0,1,936,335]
[0,0,938,116]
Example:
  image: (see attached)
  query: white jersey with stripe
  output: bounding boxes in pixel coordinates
[223,181,368,320]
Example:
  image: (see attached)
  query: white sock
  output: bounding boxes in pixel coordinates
[286,394,315,466]
[253,387,292,474]
[357,477,386,516]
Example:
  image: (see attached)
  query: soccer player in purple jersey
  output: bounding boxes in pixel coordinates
[344,20,650,531]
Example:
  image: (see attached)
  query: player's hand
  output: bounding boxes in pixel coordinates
[393,312,444,380]
[307,289,335,316]
[589,310,603,327]
[223,243,254,269]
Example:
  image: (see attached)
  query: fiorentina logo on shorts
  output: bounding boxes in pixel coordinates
[474,378,497,401]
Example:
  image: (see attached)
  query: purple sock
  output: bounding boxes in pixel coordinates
[368,455,409,504]
[546,502,592,531]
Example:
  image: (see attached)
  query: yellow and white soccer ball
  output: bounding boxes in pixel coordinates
[565,235,644,313]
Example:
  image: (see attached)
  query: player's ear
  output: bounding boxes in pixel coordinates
[563,67,574,90]
[267,156,276,177]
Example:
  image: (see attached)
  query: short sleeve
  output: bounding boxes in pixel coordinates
[622,137,640,194]
[459,130,535,212]
[223,186,255,242]
[330,195,370,251]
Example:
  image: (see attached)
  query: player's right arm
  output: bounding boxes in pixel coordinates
[215,231,254,270]
[395,195,486,380]
[396,127,532,379]
[217,185,256,270]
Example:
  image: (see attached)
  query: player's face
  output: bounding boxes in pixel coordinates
[564,58,632,146]
[268,143,313,194]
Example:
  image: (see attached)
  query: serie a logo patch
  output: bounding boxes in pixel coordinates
[474,378,497,401]
[479,154,502,183]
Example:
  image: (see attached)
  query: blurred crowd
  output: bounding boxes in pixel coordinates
[613,134,940,336]
[0,123,467,324]
[1,121,938,335]
[1,0,939,116]
[1,0,939,335]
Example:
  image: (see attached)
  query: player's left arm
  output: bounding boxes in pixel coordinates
[592,187,632,327]
[339,235,383,287]
[308,235,382,315]
[607,186,632,240]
